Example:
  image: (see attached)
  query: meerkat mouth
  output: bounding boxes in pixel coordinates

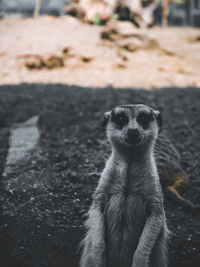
[125,137,142,147]
[124,135,150,148]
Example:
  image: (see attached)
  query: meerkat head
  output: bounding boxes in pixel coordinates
[104,104,162,150]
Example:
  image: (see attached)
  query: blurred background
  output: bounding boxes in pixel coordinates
[0,0,200,89]
[0,0,200,26]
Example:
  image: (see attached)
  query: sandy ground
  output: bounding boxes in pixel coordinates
[0,16,200,89]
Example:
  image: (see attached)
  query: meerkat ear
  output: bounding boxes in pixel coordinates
[103,111,111,128]
[154,110,162,133]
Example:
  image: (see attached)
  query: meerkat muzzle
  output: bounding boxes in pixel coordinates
[127,128,141,144]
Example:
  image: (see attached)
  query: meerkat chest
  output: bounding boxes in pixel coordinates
[106,183,148,226]
[105,188,147,223]
[111,162,151,197]
[105,188,147,267]
[104,165,152,267]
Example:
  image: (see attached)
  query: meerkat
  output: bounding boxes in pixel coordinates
[154,134,198,212]
[80,104,168,267]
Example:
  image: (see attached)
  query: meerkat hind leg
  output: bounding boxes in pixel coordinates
[80,235,93,267]
[80,205,106,267]
[150,227,168,267]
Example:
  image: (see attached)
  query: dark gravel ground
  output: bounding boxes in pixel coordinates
[0,84,200,267]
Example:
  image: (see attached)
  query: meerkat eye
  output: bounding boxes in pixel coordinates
[137,112,153,129]
[113,113,128,127]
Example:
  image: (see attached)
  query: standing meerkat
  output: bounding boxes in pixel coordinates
[80,104,168,267]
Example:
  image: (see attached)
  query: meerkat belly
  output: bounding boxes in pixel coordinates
[105,192,147,267]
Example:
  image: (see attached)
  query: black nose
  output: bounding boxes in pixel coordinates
[127,128,140,143]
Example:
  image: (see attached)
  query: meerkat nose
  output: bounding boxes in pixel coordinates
[127,128,140,143]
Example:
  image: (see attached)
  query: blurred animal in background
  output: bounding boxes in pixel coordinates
[33,0,183,27]
[64,0,158,27]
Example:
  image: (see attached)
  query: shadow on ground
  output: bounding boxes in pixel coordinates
[0,84,200,267]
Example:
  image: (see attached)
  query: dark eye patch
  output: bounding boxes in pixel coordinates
[137,112,153,129]
[112,112,128,128]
